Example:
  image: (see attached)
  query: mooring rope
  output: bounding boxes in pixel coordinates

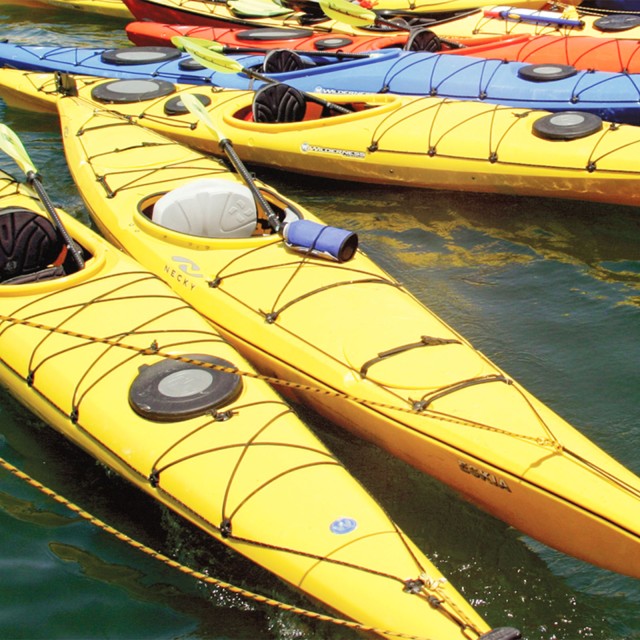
[0,454,443,640]
[5,311,639,504]
[0,312,559,449]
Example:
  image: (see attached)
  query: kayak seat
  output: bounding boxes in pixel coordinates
[252,84,307,123]
[152,178,257,239]
[0,206,65,283]
[404,28,442,53]
[261,49,313,74]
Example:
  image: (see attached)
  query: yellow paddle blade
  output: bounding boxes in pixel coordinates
[172,36,243,73]
[0,123,37,175]
[228,0,293,17]
[171,35,224,53]
[181,93,224,142]
[319,0,376,25]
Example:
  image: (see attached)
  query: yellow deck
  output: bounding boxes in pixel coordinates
[30,0,132,18]
[3,69,640,207]
[56,96,640,579]
[0,171,490,639]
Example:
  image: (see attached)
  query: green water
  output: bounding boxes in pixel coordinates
[0,3,639,638]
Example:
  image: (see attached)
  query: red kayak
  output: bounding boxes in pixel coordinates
[446,32,640,73]
[125,20,519,52]
[125,20,640,72]
[120,0,494,38]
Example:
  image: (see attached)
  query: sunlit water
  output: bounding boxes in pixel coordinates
[0,3,638,638]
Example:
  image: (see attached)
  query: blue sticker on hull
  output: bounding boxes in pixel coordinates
[330,517,357,535]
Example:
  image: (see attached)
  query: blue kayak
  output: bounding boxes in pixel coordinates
[2,42,640,124]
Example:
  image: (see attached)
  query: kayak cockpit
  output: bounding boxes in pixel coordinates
[0,205,88,284]
[136,178,302,246]
[234,83,380,125]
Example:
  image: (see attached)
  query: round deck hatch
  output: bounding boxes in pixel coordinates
[101,46,181,66]
[129,354,242,421]
[91,78,176,104]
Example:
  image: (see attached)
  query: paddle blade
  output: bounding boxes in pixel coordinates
[319,0,376,26]
[173,36,244,74]
[170,35,224,53]
[181,93,223,141]
[228,0,294,17]
[0,124,37,175]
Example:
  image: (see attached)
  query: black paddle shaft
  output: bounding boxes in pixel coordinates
[26,171,85,269]
[217,139,283,233]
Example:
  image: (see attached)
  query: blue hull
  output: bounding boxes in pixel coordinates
[2,43,640,125]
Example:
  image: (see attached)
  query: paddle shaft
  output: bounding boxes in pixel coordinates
[217,139,282,233]
[27,171,85,269]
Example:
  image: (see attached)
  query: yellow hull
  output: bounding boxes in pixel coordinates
[0,172,491,639]
[4,69,640,207]
[120,0,604,40]
[430,4,640,40]
[29,0,132,18]
[57,95,640,579]
[371,0,578,12]
[122,0,527,36]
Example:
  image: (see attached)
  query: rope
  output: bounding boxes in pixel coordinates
[0,312,560,450]
[0,455,443,640]
[8,310,640,506]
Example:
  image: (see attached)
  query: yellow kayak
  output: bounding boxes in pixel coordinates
[29,0,132,18]
[56,94,640,580]
[0,167,495,639]
[121,0,624,41]
[429,4,640,40]
[121,0,532,36]
[278,0,558,13]
[4,69,640,207]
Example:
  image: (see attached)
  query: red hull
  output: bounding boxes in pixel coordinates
[447,33,640,73]
[125,19,526,53]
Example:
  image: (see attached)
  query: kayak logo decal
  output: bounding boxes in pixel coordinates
[164,256,203,292]
[330,517,358,535]
[301,142,365,159]
[314,86,361,96]
[458,460,511,492]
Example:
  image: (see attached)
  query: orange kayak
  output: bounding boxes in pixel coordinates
[448,33,640,73]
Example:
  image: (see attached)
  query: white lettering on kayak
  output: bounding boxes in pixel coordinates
[301,142,365,159]
[314,86,362,96]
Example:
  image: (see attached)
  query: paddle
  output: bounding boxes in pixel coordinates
[178,37,369,60]
[228,0,294,18]
[172,36,353,115]
[180,93,283,232]
[0,124,85,270]
[318,0,466,49]
[180,93,358,262]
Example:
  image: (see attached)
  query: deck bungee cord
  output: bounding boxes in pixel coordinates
[45,93,640,579]
[2,310,639,511]
[9,68,638,209]
[55,102,640,502]
[0,126,511,639]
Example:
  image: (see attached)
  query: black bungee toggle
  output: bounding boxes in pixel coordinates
[220,518,232,539]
